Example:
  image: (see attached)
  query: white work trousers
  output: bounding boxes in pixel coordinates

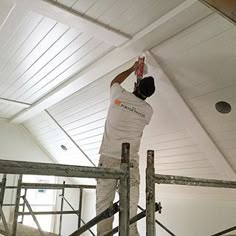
[96,155,140,236]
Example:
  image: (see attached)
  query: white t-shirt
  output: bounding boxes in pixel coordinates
[99,83,153,161]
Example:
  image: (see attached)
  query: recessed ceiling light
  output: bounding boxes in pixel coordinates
[215,101,231,114]
[61,145,67,151]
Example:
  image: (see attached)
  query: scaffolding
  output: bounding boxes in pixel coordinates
[0,145,236,235]
[0,143,130,236]
[146,150,236,236]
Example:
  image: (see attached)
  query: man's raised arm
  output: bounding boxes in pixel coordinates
[110,61,138,87]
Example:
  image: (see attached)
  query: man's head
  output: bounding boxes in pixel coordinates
[133,76,155,100]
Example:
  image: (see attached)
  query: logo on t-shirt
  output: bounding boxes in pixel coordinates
[114,98,121,106]
[114,99,145,118]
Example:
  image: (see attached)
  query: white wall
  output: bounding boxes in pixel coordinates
[0,118,53,162]
[1,118,235,236]
[0,118,97,235]
[138,196,236,236]
[58,181,236,236]
[53,177,80,235]
[53,178,96,236]
[0,118,53,222]
[138,158,236,236]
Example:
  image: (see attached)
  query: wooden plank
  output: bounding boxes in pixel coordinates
[155,145,200,157]
[72,0,96,14]
[17,0,129,46]
[1,23,70,99]
[157,167,216,176]
[200,0,236,25]
[11,0,200,123]
[85,0,117,20]
[152,15,232,65]
[51,91,109,122]
[0,17,56,93]
[7,28,81,101]
[50,83,109,113]
[0,5,34,63]
[156,160,211,171]
[0,97,30,108]
[121,0,198,48]
[157,153,205,164]
[67,119,106,136]
[17,34,97,102]
[59,108,107,129]
[120,0,186,35]
[58,0,77,8]
[24,42,111,104]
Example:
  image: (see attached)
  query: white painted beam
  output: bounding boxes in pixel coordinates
[10,0,200,123]
[0,97,31,108]
[145,51,236,180]
[16,0,129,47]
[121,0,198,49]
[200,0,236,25]
[10,47,139,123]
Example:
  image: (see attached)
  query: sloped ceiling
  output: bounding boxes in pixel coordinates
[0,0,235,189]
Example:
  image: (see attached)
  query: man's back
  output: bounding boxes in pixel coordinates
[99,83,153,160]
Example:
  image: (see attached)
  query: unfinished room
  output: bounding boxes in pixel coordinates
[0,0,236,235]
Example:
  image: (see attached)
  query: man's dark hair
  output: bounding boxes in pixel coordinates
[138,76,155,98]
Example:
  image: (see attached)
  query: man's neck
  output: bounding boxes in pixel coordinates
[133,91,146,100]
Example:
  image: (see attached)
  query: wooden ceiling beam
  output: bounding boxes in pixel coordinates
[200,0,236,25]
[10,0,200,123]
[16,0,130,47]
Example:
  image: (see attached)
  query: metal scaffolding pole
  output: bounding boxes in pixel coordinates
[78,188,83,229]
[0,143,131,235]
[0,175,7,207]
[0,159,124,179]
[12,175,22,236]
[60,195,95,236]
[146,150,155,236]
[2,203,24,207]
[22,195,45,236]
[105,203,160,236]
[119,143,130,236]
[70,202,119,236]
[21,183,96,189]
[20,188,27,224]
[211,225,236,236]
[0,174,7,222]
[59,181,65,236]
[19,210,80,215]
[138,205,175,236]
[155,174,236,188]
[0,205,10,236]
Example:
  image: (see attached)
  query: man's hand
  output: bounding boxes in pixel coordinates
[132,61,139,73]
[110,61,138,87]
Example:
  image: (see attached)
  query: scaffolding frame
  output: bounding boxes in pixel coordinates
[1,146,236,235]
[0,143,131,236]
[146,150,236,236]
[0,177,97,236]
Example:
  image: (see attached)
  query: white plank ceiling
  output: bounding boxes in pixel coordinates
[0,0,236,188]
[0,0,113,119]
[151,13,236,177]
[56,0,186,36]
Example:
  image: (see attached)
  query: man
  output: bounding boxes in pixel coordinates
[96,61,155,236]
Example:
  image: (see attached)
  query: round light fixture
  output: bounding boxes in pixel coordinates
[215,101,231,114]
[61,145,67,151]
